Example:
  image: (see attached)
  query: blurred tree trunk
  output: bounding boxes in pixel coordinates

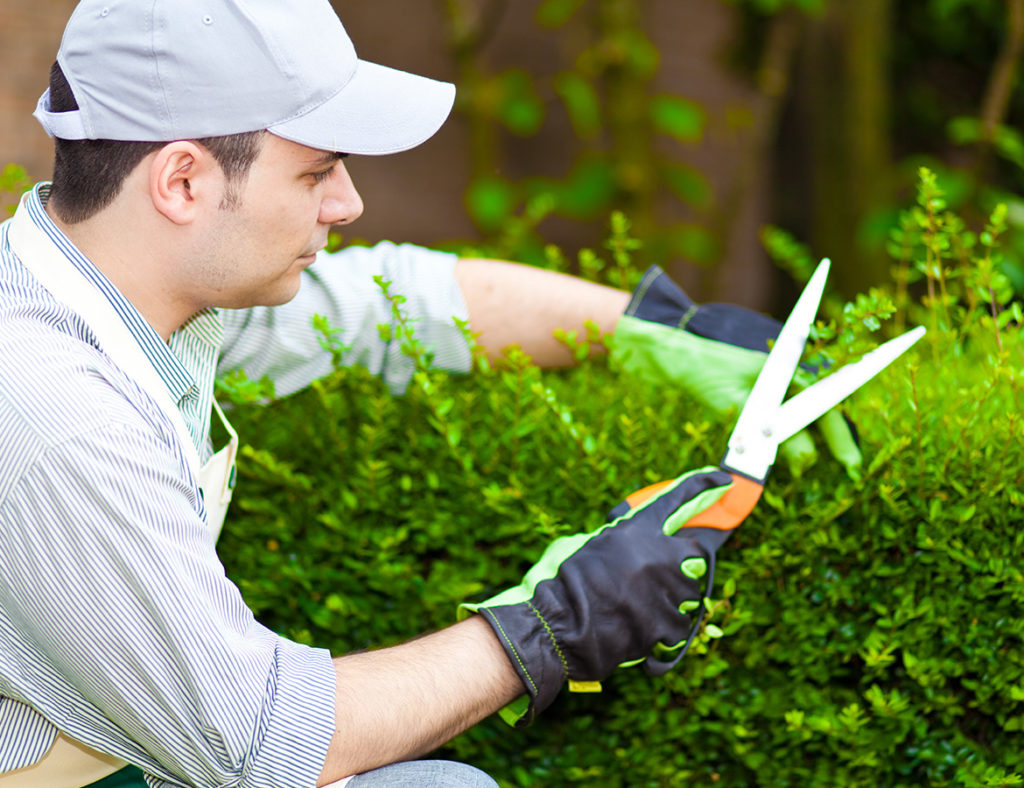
[710,6,805,306]
[972,0,1024,195]
[802,0,892,296]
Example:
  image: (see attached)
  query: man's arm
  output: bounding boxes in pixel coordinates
[455,258,630,367]
[317,616,521,785]
[218,247,632,396]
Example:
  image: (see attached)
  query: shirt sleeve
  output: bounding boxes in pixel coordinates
[0,416,336,788]
[217,241,472,396]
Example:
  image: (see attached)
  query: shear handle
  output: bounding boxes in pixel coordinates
[624,473,763,531]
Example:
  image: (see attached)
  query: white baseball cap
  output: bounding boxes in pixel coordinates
[33,0,456,155]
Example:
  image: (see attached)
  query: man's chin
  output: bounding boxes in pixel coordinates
[220,277,304,311]
[261,279,304,308]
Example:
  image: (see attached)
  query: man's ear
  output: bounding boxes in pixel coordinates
[148,141,218,225]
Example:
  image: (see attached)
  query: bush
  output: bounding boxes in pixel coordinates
[218,172,1023,787]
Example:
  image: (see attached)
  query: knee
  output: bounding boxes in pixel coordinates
[435,761,498,787]
[348,759,498,787]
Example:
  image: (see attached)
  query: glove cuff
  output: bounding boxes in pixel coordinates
[625,265,697,328]
[626,266,782,354]
[470,603,568,727]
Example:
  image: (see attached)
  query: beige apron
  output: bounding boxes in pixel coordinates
[2,193,238,786]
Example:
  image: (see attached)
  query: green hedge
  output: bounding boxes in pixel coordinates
[218,174,1023,787]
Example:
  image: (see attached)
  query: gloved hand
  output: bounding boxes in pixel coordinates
[459,467,734,727]
[610,266,862,478]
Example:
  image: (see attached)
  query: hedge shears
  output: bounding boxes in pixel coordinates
[582,258,924,682]
[626,258,926,536]
[554,260,927,693]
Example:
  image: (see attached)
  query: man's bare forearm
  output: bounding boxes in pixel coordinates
[317,615,522,785]
[455,258,631,367]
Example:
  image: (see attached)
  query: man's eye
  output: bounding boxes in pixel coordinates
[311,168,334,184]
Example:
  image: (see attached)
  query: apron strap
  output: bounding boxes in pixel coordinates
[7,193,203,475]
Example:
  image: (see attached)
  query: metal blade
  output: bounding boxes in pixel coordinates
[722,259,831,480]
[728,258,830,446]
[769,325,926,444]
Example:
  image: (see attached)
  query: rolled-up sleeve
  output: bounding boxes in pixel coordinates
[218,241,472,396]
[0,416,336,788]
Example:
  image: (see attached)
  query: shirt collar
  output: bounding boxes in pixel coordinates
[28,183,221,406]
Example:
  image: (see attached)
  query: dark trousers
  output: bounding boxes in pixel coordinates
[85,766,147,787]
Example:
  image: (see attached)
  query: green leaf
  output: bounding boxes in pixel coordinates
[554,72,601,139]
[619,29,660,78]
[651,95,706,143]
[536,0,585,28]
[533,159,617,219]
[662,162,713,209]
[658,223,720,265]
[465,177,517,230]
[1,164,33,215]
[496,70,545,136]
[785,709,805,729]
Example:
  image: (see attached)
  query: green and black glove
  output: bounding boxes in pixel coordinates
[611,266,862,478]
[460,467,734,727]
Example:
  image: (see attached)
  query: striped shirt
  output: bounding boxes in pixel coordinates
[0,185,471,787]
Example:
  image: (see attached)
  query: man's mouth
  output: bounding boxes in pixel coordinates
[298,245,326,262]
[305,240,329,256]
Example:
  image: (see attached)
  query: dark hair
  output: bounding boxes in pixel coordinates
[47,62,266,224]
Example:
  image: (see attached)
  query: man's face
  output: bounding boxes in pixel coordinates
[186,133,363,310]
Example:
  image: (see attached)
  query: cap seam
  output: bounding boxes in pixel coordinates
[269,60,361,129]
[149,0,174,139]
[237,0,299,99]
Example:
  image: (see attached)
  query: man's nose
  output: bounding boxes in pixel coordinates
[320,161,364,226]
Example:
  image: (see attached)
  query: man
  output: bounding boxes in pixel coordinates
[0,2,859,787]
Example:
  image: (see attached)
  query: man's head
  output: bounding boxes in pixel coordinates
[36,0,456,220]
[33,0,454,332]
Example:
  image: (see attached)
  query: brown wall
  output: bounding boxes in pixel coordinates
[0,0,78,187]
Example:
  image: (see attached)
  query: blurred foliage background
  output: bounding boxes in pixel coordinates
[5,0,1024,308]
[348,0,1024,308]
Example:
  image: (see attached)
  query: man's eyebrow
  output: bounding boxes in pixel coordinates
[307,151,349,167]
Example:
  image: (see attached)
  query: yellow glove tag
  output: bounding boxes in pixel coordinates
[568,680,603,693]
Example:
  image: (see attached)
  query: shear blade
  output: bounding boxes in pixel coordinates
[729,259,830,451]
[724,258,926,482]
[769,325,926,445]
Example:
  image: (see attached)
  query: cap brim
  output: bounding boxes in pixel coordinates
[268,59,455,156]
